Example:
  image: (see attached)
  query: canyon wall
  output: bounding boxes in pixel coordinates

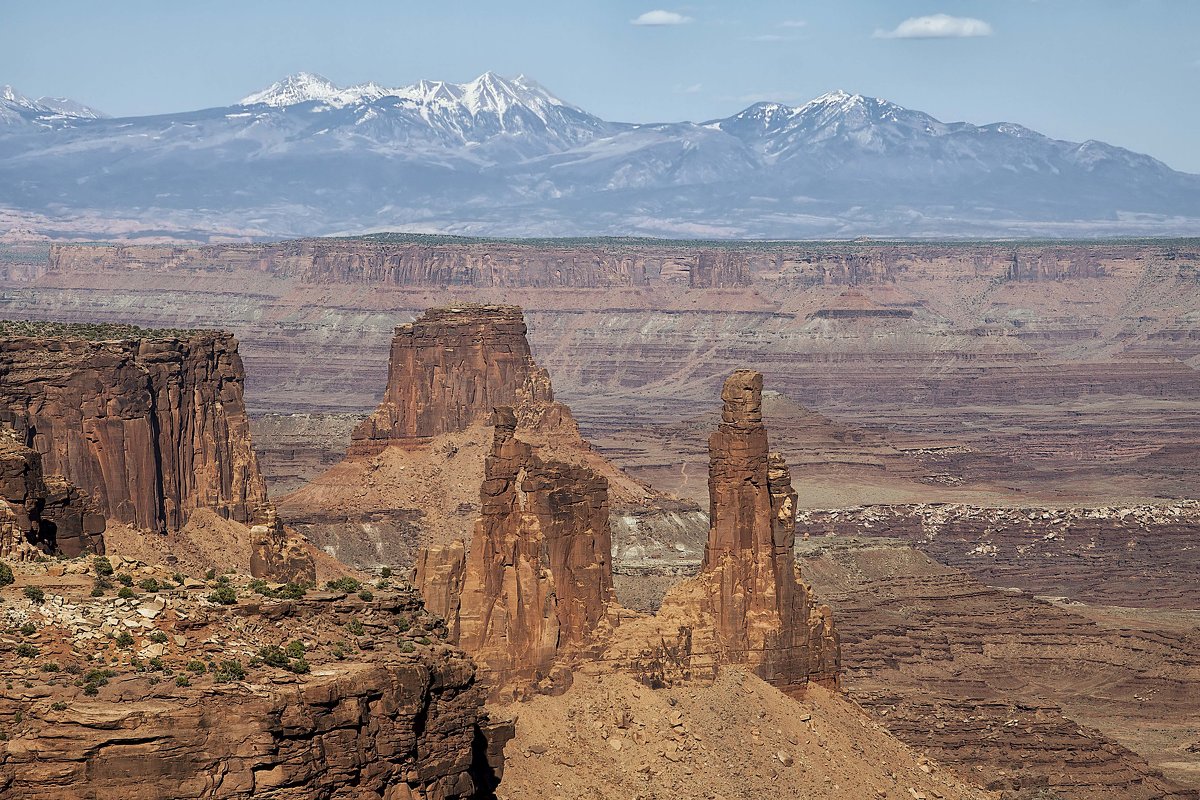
[46,238,1191,288]
[0,431,104,558]
[0,322,313,581]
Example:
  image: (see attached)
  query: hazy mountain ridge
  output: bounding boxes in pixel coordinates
[1,73,1197,240]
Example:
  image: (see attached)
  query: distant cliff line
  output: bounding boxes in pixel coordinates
[44,238,1200,289]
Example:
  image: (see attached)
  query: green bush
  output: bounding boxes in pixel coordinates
[358,589,374,602]
[259,645,289,669]
[347,618,365,636]
[20,622,35,636]
[0,562,15,587]
[289,658,310,675]
[277,583,307,600]
[172,572,185,585]
[40,661,59,672]
[175,675,191,687]
[213,660,245,682]
[92,556,114,577]
[399,642,415,653]
[117,587,135,600]
[149,630,169,644]
[138,578,160,593]
[23,586,45,604]
[50,700,67,711]
[204,568,216,581]
[186,660,207,674]
[396,616,410,633]
[115,631,135,648]
[284,640,305,659]
[116,573,133,587]
[90,583,106,598]
[379,566,392,580]
[325,577,362,593]
[15,643,38,658]
[208,585,237,605]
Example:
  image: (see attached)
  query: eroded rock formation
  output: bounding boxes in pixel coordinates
[0,322,313,582]
[612,370,840,693]
[418,408,615,700]
[1,431,104,559]
[350,305,561,454]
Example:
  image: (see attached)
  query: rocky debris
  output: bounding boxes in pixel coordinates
[0,557,511,799]
[0,432,103,559]
[419,407,615,700]
[610,371,840,694]
[0,322,313,583]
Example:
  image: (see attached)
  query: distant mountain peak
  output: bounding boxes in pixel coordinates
[239,72,342,106]
[1,84,107,122]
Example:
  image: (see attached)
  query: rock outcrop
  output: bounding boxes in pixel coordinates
[0,560,512,800]
[349,305,562,454]
[418,408,615,700]
[1,431,104,559]
[612,371,840,694]
[0,322,313,582]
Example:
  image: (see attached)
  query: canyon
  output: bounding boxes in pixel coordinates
[1,235,1198,798]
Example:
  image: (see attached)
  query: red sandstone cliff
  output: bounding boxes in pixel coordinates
[611,370,840,693]
[1,430,104,559]
[418,408,615,700]
[0,322,313,581]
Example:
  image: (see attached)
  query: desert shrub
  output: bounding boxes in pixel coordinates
[375,579,390,590]
[186,660,207,674]
[149,630,169,644]
[284,640,306,659]
[216,574,230,585]
[115,631,135,648]
[259,645,289,669]
[277,583,307,600]
[138,578,160,593]
[175,675,190,687]
[289,658,310,675]
[358,589,374,602]
[0,562,13,587]
[117,587,135,600]
[204,568,216,581]
[23,586,44,603]
[90,583,106,598]
[325,577,361,593]
[82,684,100,696]
[399,642,415,653]
[396,616,410,633]
[40,661,59,672]
[379,566,392,579]
[172,572,185,585]
[347,618,365,636]
[15,643,38,658]
[64,662,82,675]
[417,637,431,646]
[147,657,165,672]
[331,644,346,660]
[20,622,35,636]
[92,556,114,577]
[50,700,67,711]
[213,660,245,682]
[116,573,133,587]
[208,585,237,605]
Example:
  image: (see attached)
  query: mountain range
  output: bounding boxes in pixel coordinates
[2,72,1198,240]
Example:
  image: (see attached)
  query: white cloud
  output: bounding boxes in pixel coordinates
[779,20,807,29]
[874,13,993,39]
[631,10,692,26]
[681,83,703,94]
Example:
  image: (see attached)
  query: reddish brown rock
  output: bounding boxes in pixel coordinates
[0,431,104,559]
[350,305,558,454]
[419,408,615,700]
[0,322,313,582]
[611,370,840,693]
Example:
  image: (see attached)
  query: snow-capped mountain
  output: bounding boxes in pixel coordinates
[0,73,1196,239]
[1,85,107,126]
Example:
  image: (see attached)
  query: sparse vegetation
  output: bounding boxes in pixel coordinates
[20,622,35,636]
[204,568,216,581]
[23,585,45,603]
[0,562,15,587]
[213,660,245,683]
[117,586,135,600]
[115,631,135,648]
[50,700,67,711]
[208,584,237,605]
[325,577,362,594]
[40,661,59,672]
[116,573,133,587]
[0,320,204,341]
[347,618,365,636]
[92,556,114,577]
[379,567,392,579]
[15,643,38,658]
[149,630,169,644]
[138,578,160,593]
[358,589,374,602]
[186,660,207,674]
[175,675,190,687]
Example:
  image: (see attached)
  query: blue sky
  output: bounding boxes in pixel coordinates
[5,0,1199,171]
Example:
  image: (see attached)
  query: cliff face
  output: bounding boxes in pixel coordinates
[0,322,313,582]
[350,305,556,453]
[47,239,1166,288]
[612,371,840,693]
[418,408,614,701]
[0,433,104,559]
[0,561,511,800]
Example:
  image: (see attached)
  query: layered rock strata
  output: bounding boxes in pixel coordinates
[0,322,313,582]
[0,561,511,800]
[417,408,614,700]
[610,371,840,694]
[0,432,104,558]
